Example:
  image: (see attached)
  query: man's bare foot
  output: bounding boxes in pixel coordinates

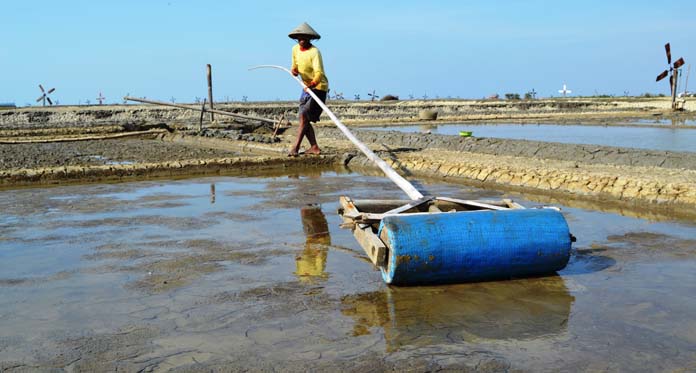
[287,151,299,157]
[305,146,321,155]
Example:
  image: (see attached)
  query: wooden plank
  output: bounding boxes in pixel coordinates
[351,199,412,213]
[382,197,432,215]
[434,200,510,212]
[353,223,387,267]
[350,198,519,213]
[435,197,509,211]
[354,212,386,223]
[502,198,525,209]
[346,198,432,222]
[339,196,387,267]
[338,196,361,221]
[428,204,442,213]
[477,199,511,207]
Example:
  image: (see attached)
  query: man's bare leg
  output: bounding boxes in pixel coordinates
[289,114,309,156]
[305,124,321,155]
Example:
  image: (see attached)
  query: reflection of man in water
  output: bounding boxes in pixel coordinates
[295,204,331,283]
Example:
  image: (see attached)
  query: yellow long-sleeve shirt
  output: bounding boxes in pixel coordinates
[291,44,329,91]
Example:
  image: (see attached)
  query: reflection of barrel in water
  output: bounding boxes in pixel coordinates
[341,276,573,351]
[295,205,331,283]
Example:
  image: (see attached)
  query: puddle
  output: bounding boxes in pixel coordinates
[0,171,695,371]
[369,123,696,153]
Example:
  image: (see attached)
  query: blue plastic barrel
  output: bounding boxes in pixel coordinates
[377,208,571,285]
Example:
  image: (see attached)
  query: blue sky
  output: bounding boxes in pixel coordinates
[2,1,695,105]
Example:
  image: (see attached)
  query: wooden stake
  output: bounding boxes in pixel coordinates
[199,98,207,132]
[672,71,676,110]
[207,64,215,121]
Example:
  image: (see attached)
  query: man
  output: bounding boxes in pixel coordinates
[288,22,329,156]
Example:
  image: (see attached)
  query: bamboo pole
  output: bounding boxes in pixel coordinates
[123,96,274,124]
[207,64,215,121]
[250,65,424,201]
[0,129,167,144]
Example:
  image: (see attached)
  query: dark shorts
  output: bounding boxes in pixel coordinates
[299,89,327,123]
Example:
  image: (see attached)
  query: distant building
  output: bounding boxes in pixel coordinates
[0,102,16,108]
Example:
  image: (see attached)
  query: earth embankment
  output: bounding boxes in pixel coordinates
[1,98,694,219]
[1,96,692,127]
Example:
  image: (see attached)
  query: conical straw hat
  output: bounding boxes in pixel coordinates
[288,22,321,40]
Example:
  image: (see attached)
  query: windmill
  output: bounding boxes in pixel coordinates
[36,84,56,106]
[558,83,572,97]
[96,92,106,105]
[655,42,685,110]
[525,88,537,100]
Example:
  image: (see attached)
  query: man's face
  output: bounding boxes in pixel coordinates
[298,38,310,49]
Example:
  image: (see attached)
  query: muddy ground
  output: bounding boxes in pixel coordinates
[1,96,694,127]
[1,98,695,220]
[1,99,696,371]
[1,173,695,372]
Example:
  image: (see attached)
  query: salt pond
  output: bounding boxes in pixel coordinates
[1,170,695,371]
[369,123,696,153]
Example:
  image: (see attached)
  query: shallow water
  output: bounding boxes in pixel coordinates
[1,171,695,371]
[370,123,696,153]
[627,118,696,126]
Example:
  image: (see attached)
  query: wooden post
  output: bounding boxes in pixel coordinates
[672,69,680,110]
[199,98,206,132]
[207,64,215,121]
[671,71,676,110]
